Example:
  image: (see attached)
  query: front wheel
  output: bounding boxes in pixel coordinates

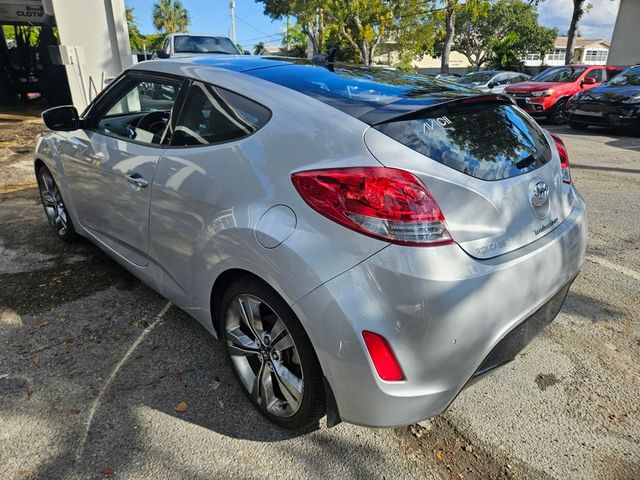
[221,276,326,429]
[547,98,568,125]
[36,165,78,242]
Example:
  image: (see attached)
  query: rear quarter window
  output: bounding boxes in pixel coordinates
[375,103,552,181]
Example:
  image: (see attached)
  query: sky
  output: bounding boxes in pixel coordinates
[125,0,621,52]
[125,0,287,51]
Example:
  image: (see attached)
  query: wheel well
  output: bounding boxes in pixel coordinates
[34,159,45,175]
[210,268,258,336]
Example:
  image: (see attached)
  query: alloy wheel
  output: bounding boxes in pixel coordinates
[225,294,304,418]
[39,170,70,236]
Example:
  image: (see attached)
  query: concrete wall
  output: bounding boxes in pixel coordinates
[45,0,133,109]
[609,0,640,66]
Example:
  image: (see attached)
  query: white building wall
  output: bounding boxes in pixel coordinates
[609,0,640,66]
[44,0,134,109]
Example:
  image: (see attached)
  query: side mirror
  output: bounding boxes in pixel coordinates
[583,77,597,85]
[243,50,251,55]
[42,106,79,131]
[156,49,169,59]
[488,81,496,89]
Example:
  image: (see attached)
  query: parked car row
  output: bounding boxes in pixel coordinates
[454,65,639,130]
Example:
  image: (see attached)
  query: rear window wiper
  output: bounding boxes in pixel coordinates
[515,152,541,169]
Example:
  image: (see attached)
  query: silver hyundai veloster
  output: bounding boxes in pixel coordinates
[35,56,587,429]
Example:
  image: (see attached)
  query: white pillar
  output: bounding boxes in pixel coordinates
[46,0,134,109]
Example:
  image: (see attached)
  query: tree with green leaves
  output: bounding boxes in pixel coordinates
[449,0,556,71]
[281,23,308,57]
[152,0,190,34]
[254,41,265,54]
[256,0,436,65]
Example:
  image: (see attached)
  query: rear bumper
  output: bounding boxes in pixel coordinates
[293,193,587,427]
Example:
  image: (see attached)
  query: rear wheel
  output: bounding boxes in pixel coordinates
[36,165,78,242]
[547,98,568,125]
[220,276,325,429]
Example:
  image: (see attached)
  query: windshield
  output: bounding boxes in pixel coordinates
[458,72,494,85]
[532,67,586,83]
[608,66,640,86]
[174,35,239,54]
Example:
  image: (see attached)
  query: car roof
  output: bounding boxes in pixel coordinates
[132,55,486,122]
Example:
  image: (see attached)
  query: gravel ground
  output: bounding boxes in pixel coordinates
[0,111,638,480]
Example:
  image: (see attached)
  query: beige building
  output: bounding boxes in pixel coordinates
[609,0,640,66]
[524,36,610,67]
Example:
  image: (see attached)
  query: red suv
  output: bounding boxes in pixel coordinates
[505,65,622,124]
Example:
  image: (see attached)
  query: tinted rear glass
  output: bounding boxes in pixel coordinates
[246,64,473,117]
[375,103,552,181]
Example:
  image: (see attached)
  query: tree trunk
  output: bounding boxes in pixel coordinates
[441,0,456,73]
[565,0,585,64]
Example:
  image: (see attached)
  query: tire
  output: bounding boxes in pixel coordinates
[220,276,326,429]
[569,122,589,130]
[547,98,568,125]
[36,165,79,242]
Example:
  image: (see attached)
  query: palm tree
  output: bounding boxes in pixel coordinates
[152,0,190,34]
[253,42,265,55]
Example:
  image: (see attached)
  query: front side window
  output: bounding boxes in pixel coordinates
[587,68,605,83]
[93,77,180,145]
[171,81,270,147]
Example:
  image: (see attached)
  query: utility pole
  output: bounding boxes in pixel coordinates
[286,15,290,51]
[230,0,237,44]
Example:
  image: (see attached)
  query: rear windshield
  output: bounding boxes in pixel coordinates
[375,103,552,181]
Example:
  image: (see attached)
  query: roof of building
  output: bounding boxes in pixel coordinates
[555,36,610,48]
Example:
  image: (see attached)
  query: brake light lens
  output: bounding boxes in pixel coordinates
[550,132,571,184]
[362,331,405,381]
[291,167,452,246]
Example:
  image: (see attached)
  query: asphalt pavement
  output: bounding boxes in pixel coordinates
[0,114,638,480]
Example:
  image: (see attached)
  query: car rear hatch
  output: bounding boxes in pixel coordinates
[363,96,575,259]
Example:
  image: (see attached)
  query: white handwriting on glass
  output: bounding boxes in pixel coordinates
[423,116,452,133]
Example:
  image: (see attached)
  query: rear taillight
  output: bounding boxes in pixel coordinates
[291,167,452,246]
[362,331,405,382]
[550,132,571,184]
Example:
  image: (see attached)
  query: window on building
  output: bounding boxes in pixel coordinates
[547,49,566,61]
[584,49,608,64]
[525,53,540,61]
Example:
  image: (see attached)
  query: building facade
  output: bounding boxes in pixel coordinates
[523,36,610,67]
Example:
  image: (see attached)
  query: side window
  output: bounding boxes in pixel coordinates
[171,81,270,147]
[606,69,620,81]
[588,68,605,83]
[493,74,509,85]
[93,77,180,145]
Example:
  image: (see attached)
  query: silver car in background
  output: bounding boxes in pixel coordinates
[457,70,531,93]
[36,56,586,429]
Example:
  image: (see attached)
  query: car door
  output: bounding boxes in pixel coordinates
[58,71,187,266]
[583,68,606,90]
[148,80,271,303]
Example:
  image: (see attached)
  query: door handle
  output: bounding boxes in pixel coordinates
[125,174,149,189]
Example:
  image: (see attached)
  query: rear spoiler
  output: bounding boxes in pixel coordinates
[361,94,516,126]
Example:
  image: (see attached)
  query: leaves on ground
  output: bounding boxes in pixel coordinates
[174,401,188,413]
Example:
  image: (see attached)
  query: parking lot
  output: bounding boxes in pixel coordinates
[1,112,638,480]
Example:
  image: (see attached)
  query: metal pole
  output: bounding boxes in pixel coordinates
[230,0,236,44]
[286,15,290,51]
